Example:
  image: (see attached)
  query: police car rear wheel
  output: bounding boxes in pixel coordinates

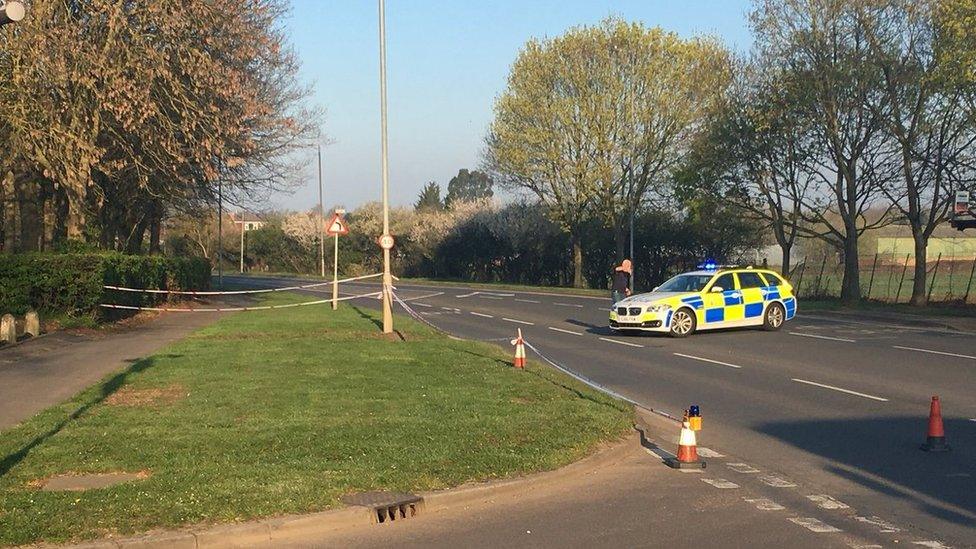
[669,308,696,338]
[763,302,785,331]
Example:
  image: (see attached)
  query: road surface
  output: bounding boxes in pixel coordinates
[230,275,975,548]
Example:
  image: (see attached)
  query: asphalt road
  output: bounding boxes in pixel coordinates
[229,275,975,548]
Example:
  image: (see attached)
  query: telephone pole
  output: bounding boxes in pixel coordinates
[317,144,326,278]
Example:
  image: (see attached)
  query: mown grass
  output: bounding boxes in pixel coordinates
[0,293,630,545]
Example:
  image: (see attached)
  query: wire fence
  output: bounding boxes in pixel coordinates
[786,253,976,303]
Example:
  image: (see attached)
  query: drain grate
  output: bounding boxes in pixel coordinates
[341,491,424,524]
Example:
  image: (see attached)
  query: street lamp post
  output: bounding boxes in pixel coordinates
[378,0,393,334]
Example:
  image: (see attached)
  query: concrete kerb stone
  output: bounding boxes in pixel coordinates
[62,431,638,549]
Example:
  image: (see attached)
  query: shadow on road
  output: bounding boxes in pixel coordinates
[758,416,975,528]
[0,356,161,479]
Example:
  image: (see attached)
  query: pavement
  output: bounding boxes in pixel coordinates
[0,310,225,432]
[228,275,976,548]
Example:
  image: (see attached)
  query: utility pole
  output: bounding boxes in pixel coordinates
[378,0,394,334]
[317,144,326,278]
[629,207,635,293]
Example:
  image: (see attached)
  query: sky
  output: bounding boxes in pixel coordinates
[278,0,754,212]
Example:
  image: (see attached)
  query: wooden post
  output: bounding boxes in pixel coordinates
[815,255,828,296]
[794,260,807,296]
[895,254,910,303]
[964,257,976,304]
[885,253,895,301]
[332,233,339,310]
[927,252,942,303]
[866,253,879,300]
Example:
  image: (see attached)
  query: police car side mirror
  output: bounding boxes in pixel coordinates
[710,286,723,293]
[653,286,659,291]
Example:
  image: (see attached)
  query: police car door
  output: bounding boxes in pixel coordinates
[702,272,738,327]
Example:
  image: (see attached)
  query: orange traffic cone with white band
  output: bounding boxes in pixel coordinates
[511,328,526,369]
[664,420,706,469]
[921,396,950,452]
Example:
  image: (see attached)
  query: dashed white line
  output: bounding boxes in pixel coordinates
[789,517,841,533]
[893,345,976,360]
[548,326,583,336]
[502,317,534,326]
[479,295,503,300]
[673,352,743,369]
[789,331,856,343]
[743,497,784,511]
[598,337,644,348]
[759,474,797,488]
[470,311,494,319]
[726,462,760,474]
[792,378,889,402]
[553,302,584,308]
[807,494,850,510]
[912,541,951,548]
[701,478,739,489]
[515,298,541,304]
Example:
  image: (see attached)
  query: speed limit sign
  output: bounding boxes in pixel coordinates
[378,234,395,250]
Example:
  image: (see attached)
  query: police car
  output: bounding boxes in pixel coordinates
[609,265,797,337]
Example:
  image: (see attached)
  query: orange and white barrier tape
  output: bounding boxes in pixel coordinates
[102,272,385,296]
[99,290,382,312]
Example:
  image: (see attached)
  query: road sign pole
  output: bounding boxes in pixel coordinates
[332,233,339,310]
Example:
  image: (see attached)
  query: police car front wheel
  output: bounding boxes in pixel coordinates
[669,308,696,338]
[763,302,785,331]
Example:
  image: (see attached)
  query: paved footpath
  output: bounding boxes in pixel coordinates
[0,311,224,432]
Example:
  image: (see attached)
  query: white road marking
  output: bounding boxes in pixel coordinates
[479,295,503,300]
[893,345,976,360]
[759,475,797,488]
[673,353,743,369]
[912,541,951,548]
[701,478,739,489]
[789,331,856,343]
[969,418,976,422]
[548,326,583,336]
[792,378,889,402]
[788,517,842,533]
[853,516,901,533]
[400,292,444,301]
[553,302,584,308]
[697,447,724,458]
[726,462,760,474]
[598,337,644,348]
[412,302,432,308]
[502,317,534,326]
[455,292,478,298]
[515,298,541,304]
[807,494,850,510]
[470,311,494,319]
[743,497,784,511]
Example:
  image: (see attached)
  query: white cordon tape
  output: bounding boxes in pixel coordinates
[99,291,382,312]
[391,293,680,423]
[103,272,385,296]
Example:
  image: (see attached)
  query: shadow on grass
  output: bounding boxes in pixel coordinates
[350,305,383,331]
[0,356,158,479]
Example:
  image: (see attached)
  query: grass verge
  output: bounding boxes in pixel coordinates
[0,292,631,545]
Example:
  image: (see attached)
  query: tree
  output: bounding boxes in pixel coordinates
[857,0,976,305]
[486,18,728,287]
[414,182,444,212]
[752,0,895,303]
[444,169,493,207]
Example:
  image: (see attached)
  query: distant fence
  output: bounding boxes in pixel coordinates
[787,252,976,303]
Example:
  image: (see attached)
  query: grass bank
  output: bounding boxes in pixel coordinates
[0,293,630,545]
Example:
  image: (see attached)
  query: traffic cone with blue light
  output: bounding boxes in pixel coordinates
[511,328,526,369]
[665,418,706,469]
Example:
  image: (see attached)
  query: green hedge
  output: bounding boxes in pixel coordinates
[0,253,211,316]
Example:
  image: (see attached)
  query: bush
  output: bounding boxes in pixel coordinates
[0,253,210,316]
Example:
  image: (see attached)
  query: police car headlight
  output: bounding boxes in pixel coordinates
[645,304,672,312]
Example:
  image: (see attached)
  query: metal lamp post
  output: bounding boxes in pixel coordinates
[378,0,393,334]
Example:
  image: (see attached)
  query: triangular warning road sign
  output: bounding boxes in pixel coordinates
[326,213,349,236]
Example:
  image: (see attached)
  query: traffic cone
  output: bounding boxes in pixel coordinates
[921,396,950,452]
[664,420,706,469]
[511,328,526,369]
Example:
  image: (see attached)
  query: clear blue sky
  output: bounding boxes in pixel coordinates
[279,0,753,211]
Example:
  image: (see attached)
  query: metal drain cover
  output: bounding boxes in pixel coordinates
[341,490,422,508]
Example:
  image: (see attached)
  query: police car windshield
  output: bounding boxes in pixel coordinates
[657,274,713,292]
